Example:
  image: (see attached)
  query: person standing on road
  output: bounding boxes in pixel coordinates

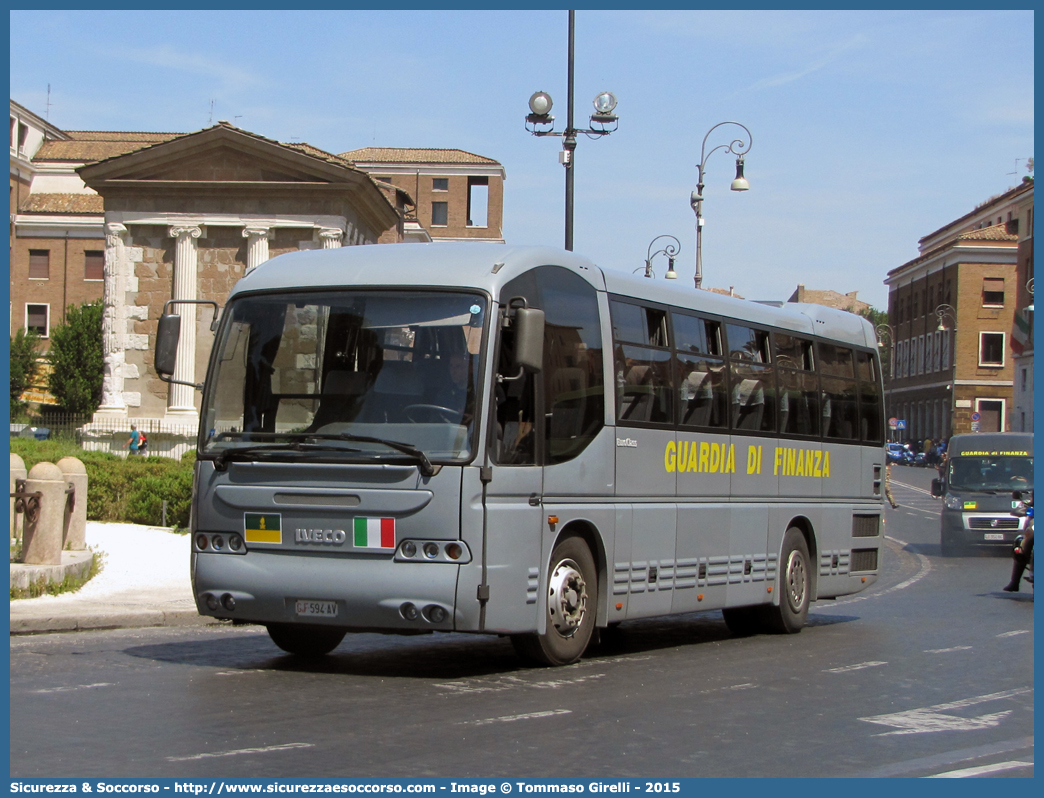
[123,424,141,456]
[884,462,899,509]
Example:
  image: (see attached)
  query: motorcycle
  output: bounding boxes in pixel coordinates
[1011,489,1034,591]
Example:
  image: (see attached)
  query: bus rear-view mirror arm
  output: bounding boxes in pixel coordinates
[155,299,222,392]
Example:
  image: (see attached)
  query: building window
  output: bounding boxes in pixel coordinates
[431,201,448,226]
[982,277,1005,306]
[84,250,104,281]
[975,398,1005,433]
[940,331,950,370]
[467,176,489,227]
[979,332,1005,366]
[29,249,50,279]
[375,176,393,184]
[432,178,449,192]
[26,304,49,337]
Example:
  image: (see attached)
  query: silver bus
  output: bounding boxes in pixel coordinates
[158,243,885,666]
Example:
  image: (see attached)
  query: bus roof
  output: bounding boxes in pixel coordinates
[948,432,1034,457]
[233,243,875,349]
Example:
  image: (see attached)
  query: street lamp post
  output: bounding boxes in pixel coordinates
[525,10,618,251]
[935,304,958,437]
[691,122,752,289]
[875,323,895,437]
[636,235,681,280]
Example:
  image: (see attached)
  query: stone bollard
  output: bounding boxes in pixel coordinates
[57,456,88,551]
[20,462,66,565]
[11,452,27,545]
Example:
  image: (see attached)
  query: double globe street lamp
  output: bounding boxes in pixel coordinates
[526,10,618,251]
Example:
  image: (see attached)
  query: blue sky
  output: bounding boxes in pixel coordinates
[10,9,1034,308]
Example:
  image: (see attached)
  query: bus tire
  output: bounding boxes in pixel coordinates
[266,623,346,657]
[762,527,810,634]
[722,606,762,636]
[512,536,597,666]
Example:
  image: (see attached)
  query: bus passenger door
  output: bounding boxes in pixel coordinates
[472,367,545,635]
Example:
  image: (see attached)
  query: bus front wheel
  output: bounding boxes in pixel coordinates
[266,623,346,657]
[762,527,810,634]
[512,536,598,667]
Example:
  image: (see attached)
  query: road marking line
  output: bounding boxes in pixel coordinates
[166,743,313,761]
[860,688,1032,736]
[824,661,887,673]
[924,646,973,653]
[464,709,572,726]
[925,760,1033,778]
[998,630,1031,637]
[892,480,934,495]
[33,682,113,694]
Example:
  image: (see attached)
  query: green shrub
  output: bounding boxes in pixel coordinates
[125,469,193,527]
[9,439,194,526]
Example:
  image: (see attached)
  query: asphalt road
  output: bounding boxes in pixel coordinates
[9,466,1033,779]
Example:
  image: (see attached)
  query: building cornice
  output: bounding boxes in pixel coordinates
[355,163,506,180]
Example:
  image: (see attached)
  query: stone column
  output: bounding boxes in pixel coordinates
[319,228,343,249]
[95,222,129,419]
[243,226,272,274]
[167,225,202,420]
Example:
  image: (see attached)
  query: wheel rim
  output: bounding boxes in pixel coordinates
[548,558,588,636]
[785,549,807,611]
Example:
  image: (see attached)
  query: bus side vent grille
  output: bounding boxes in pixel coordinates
[852,514,880,537]
[850,548,878,572]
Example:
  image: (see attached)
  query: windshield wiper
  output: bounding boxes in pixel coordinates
[331,433,438,477]
[207,431,438,476]
[211,441,362,471]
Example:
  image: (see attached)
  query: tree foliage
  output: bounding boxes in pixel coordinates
[10,328,41,417]
[47,301,105,415]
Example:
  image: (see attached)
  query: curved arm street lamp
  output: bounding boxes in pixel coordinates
[691,122,752,289]
[935,303,958,435]
[634,235,681,279]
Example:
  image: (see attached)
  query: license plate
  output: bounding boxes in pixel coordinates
[295,600,338,617]
[983,533,1005,541]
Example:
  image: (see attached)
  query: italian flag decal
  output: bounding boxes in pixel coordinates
[353,517,396,549]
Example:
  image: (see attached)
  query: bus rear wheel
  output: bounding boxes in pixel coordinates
[512,536,598,667]
[266,623,346,657]
[762,527,811,634]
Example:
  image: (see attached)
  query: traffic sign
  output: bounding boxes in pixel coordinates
[970,412,981,422]
[888,417,899,429]
[895,419,906,430]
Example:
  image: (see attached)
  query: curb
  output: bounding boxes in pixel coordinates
[9,608,226,635]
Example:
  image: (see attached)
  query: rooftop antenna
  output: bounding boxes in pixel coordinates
[233,115,242,127]
[208,99,215,126]
[1008,157,1023,177]
[45,84,52,120]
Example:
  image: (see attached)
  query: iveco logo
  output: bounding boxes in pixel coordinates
[991,519,1000,528]
[295,529,347,544]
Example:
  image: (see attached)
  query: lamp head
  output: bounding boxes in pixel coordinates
[730,157,749,191]
[593,91,617,114]
[529,91,553,116]
[664,257,677,280]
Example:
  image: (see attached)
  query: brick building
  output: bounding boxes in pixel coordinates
[883,181,1031,441]
[787,284,871,316]
[1011,183,1034,432]
[340,148,505,243]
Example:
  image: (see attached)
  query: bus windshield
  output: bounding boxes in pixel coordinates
[199,290,487,465]
[948,455,1034,492]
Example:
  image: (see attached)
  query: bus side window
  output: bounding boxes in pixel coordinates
[726,323,776,433]
[856,350,884,443]
[775,333,818,437]
[818,342,858,440]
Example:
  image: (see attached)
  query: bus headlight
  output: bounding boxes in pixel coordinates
[944,495,963,510]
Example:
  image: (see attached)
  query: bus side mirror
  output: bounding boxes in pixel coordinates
[512,307,545,373]
[155,314,181,378]
[930,478,944,498]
